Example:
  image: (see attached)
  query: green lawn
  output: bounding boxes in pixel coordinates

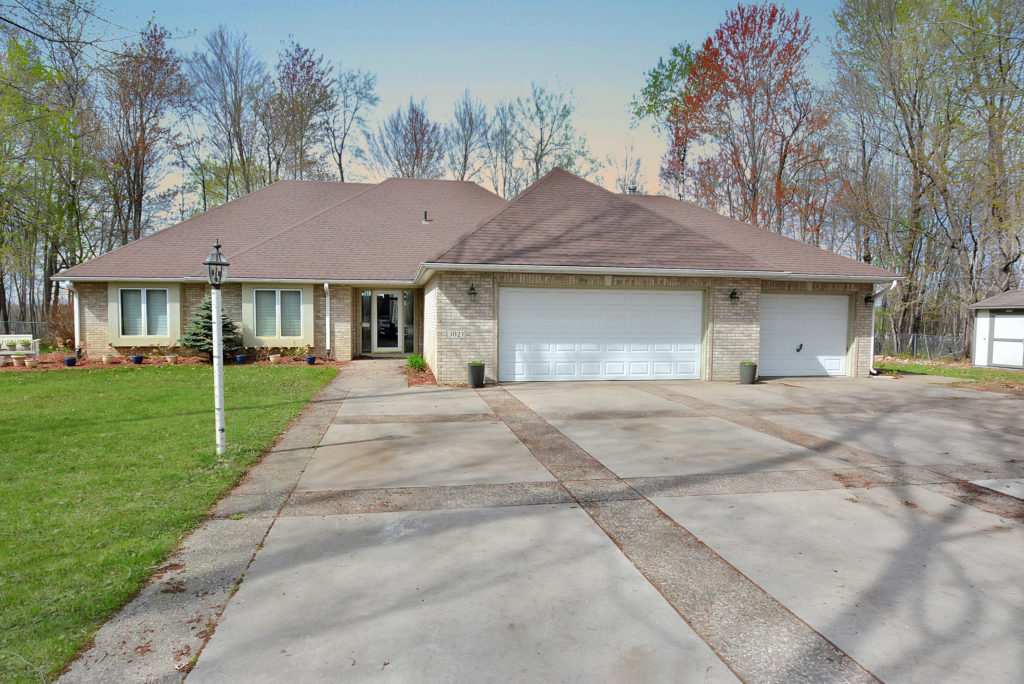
[875,359,1024,383]
[0,364,336,682]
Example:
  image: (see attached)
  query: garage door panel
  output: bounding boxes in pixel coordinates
[499,287,703,381]
[760,294,849,377]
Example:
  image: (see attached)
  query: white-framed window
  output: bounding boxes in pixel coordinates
[119,288,169,337]
[254,289,302,338]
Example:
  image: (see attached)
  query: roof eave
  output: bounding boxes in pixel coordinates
[418,262,900,283]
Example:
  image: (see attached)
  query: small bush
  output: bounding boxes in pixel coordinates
[46,302,75,347]
[407,354,426,371]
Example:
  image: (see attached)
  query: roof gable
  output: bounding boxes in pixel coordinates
[433,168,770,273]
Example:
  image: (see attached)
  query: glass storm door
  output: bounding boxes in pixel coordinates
[372,292,403,352]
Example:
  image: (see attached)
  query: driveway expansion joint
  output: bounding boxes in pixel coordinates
[479,386,881,683]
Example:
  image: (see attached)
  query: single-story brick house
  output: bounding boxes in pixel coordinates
[57,168,898,384]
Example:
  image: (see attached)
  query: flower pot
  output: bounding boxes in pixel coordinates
[467,362,485,388]
[63,357,76,367]
[2,342,14,351]
[131,354,144,364]
[12,356,26,367]
[24,358,38,368]
[165,355,179,365]
[235,354,247,364]
[305,355,316,365]
[16,343,30,351]
[739,362,757,385]
[269,353,282,364]
[102,355,115,364]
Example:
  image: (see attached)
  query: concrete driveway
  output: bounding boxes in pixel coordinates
[67,359,1024,683]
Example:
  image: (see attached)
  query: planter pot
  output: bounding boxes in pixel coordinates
[269,354,282,364]
[165,355,179,365]
[467,362,485,388]
[16,343,30,351]
[0,356,5,366]
[12,356,26,367]
[235,354,247,364]
[130,354,144,364]
[63,357,76,367]
[2,343,14,351]
[25,358,39,368]
[739,363,757,385]
[102,355,115,364]
[305,355,316,365]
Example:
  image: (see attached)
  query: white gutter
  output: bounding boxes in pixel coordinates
[415,263,901,286]
[67,281,80,352]
[323,282,331,359]
[59,276,419,287]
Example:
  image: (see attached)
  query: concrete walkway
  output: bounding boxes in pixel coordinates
[63,360,1024,683]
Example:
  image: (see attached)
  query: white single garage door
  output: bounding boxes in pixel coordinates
[498,288,703,381]
[760,294,849,376]
[991,313,1024,368]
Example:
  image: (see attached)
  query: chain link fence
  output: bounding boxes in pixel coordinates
[875,333,967,360]
[0,320,47,338]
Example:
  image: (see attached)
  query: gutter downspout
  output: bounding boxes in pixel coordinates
[870,279,899,375]
[324,283,331,359]
[68,282,81,358]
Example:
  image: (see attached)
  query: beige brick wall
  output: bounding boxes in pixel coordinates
[429,272,496,384]
[424,270,877,384]
[327,285,353,360]
[76,282,110,356]
[707,279,761,381]
[423,279,438,370]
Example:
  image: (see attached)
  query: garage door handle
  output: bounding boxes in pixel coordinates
[796,343,803,352]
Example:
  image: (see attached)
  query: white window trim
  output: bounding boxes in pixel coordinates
[241,284,314,348]
[119,287,170,337]
[254,288,303,338]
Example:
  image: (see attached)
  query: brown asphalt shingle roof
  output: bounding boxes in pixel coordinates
[59,168,899,283]
[227,178,506,281]
[434,168,899,281]
[59,180,375,280]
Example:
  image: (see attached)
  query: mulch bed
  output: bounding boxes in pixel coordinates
[0,352,350,372]
[405,366,436,386]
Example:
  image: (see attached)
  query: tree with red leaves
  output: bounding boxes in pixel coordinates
[662,2,830,234]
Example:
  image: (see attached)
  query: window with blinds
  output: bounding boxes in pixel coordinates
[254,289,302,338]
[120,288,169,336]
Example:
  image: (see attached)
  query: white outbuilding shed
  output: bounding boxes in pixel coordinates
[971,291,1024,369]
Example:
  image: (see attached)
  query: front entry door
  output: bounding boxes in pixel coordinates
[372,292,403,352]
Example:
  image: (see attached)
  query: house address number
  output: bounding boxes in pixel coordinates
[446,330,466,338]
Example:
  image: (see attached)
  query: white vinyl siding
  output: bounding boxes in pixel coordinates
[119,288,168,337]
[253,288,303,339]
[498,287,703,382]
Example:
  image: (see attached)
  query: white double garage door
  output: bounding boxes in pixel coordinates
[497,287,850,382]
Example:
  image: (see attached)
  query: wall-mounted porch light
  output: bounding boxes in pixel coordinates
[467,284,478,302]
[729,289,739,300]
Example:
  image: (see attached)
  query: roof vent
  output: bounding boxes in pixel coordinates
[627,185,638,195]
[422,210,433,224]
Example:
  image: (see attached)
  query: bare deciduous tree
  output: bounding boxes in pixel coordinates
[446,89,488,182]
[325,64,379,182]
[368,98,447,179]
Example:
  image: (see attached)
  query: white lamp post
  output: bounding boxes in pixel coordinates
[203,240,230,455]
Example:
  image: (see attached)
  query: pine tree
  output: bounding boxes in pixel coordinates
[181,296,243,360]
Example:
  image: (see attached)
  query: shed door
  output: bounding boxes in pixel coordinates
[991,313,1024,368]
[760,294,849,376]
[498,288,702,382]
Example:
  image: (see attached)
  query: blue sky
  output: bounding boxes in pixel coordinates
[98,0,842,191]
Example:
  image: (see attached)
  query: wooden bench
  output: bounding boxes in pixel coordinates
[0,334,41,362]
